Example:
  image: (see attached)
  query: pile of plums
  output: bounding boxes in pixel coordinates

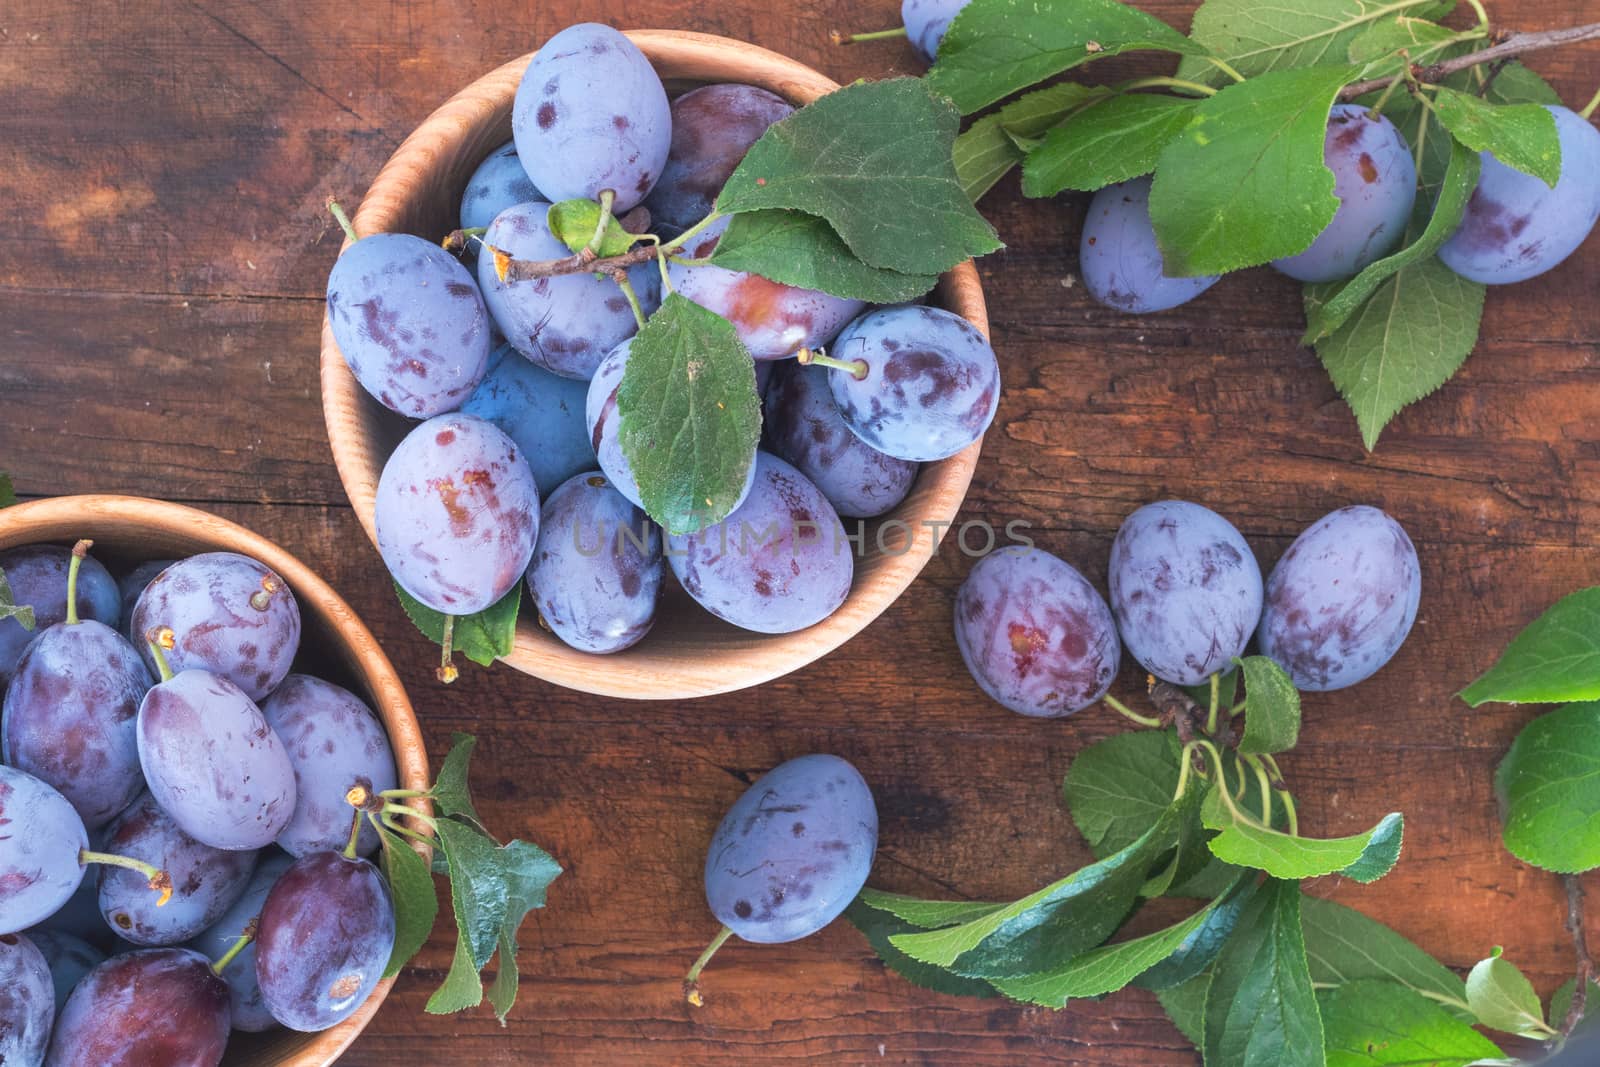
[0,541,400,1065]
[953,501,1423,717]
[326,22,1000,658]
[1080,103,1600,313]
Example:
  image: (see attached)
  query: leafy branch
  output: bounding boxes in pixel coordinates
[1340,21,1600,100]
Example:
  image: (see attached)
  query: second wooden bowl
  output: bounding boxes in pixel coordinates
[320,30,989,699]
[0,495,430,1067]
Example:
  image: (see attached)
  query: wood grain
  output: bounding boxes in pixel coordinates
[2,0,1599,1063]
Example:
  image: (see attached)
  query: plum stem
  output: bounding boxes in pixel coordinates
[144,628,176,683]
[82,851,172,906]
[831,26,906,45]
[211,922,255,975]
[1341,21,1600,100]
[65,539,91,625]
[684,925,735,1006]
[1119,75,1217,98]
[328,198,360,243]
[588,190,617,255]
[437,615,459,685]
[1199,56,1246,83]
[1205,673,1221,735]
[612,272,648,330]
[1247,755,1274,826]
[796,347,869,381]
[659,209,724,255]
[1102,694,1163,729]
[1581,84,1600,120]
[380,814,436,848]
[344,808,364,859]
[490,209,723,284]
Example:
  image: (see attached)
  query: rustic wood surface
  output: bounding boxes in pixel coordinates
[3,0,1598,1062]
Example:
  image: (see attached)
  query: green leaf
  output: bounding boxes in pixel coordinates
[854,890,1005,929]
[1494,702,1600,874]
[486,839,563,1024]
[1203,879,1325,1067]
[1550,977,1600,1037]
[616,294,761,535]
[710,210,937,303]
[1205,790,1403,883]
[1236,655,1302,755]
[425,934,485,1014]
[393,582,520,669]
[954,84,1110,201]
[0,565,36,632]
[1303,138,1481,344]
[993,894,1234,1007]
[379,826,439,980]
[1432,86,1562,187]
[1158,973,1210,1045]
[1320,980,1506,1066]
[545,198,637,257]
[891,791,1193,978]
[1021,94,1198,197]
[926,0,1203,115]
[486,928,519,1024]
[1150,65,1360,276]
[0,472,15,508]
[845,899,999,999]
[1064,728,1184,858]
[1467,947,1553,1039]
[1462,588,1600,706]
[1135,875,1257,990]
[1300,896,1472,1020]
[431,733,486,829]
[1178,0,1453,82]
[1347,16,1461,76]
[717,79,1000,275]
[1312,254,1485,450]
[436,819,508,968]
[1484,62,1562,106]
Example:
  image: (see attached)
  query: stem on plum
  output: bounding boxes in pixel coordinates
[830,27,907,46]
[1118,75,1218,97]
[437,615,459,685]
[588,190,618,255]
[442,227,488,254]
[1464,0,1491,31]
[328,198,360,244]
[660,209,724,255]
[796,347,869,381]
[1247,755,1274,826]
[379,788,431,800]
[1581,84,1600,120]
[65,539,91,625]
[1199,56,1246,83]
[210,922,256,976]
[613,272,648,330]
[684,925,735,1007]
[144,628,176,683]
[666,255,714,268]
[494,208,723,284]
[81,850,173,906]
[1102,693,1165,729]
[1174,741,1200,800]
[343,808,364,860]
[1206,673,1221,735]
[380,814,436,848]
[384,803,440,832]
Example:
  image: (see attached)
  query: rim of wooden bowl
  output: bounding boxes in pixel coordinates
[0,494,430,1067]
[320,29,990,700]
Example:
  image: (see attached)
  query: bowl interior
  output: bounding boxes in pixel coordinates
[324,31,988,699]
[0,495,429,1067]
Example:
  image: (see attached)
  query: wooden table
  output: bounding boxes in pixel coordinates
[3,0,1597,1062]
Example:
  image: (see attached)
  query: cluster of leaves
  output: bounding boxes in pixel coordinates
[367,733,562,1023]
[941,0,1571,449]
[1462,589,1600,876]
[847,655,1592,1062]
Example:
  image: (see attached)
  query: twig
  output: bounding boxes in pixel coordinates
[1340,21,1600,100]
[1562,874,1593,1037]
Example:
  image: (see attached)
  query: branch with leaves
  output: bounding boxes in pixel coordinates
[942,0,1600,450]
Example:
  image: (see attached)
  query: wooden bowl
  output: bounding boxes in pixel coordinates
[0,495,430,1067]
[320,30,990,699]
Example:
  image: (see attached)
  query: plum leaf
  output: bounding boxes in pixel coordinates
[711,210,937,302]
[1493,702,1600,873]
